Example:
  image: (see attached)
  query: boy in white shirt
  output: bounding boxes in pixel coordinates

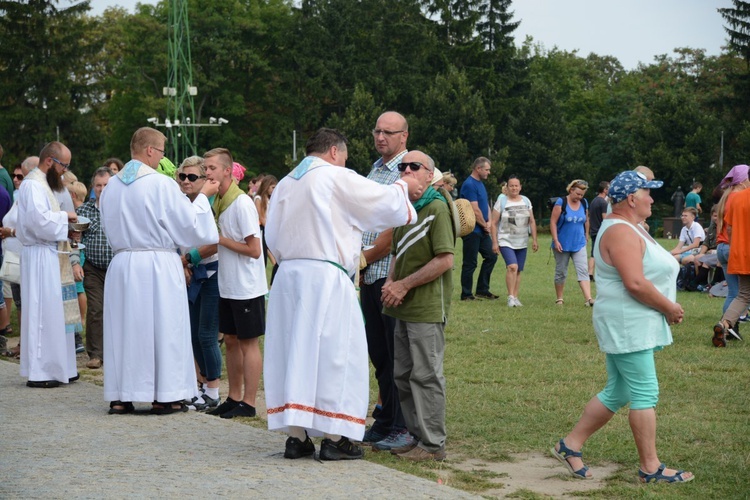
[204,148,267,418]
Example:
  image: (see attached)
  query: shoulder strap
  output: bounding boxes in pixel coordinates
[557,197,567,230]
[522,195,531,209]
[499,194,507,213]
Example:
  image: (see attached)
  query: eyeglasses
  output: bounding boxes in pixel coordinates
[372,129,405,137]
[150,146,165,155]
[13,174,24,181]
[178,173,206,182]
[398,162,428,172]
[51,157,70,170]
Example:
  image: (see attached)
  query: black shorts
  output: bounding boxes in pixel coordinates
[590,234,597,257]
[218,296,266,340]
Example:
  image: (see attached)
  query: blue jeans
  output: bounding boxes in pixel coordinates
[190,273,222,381]
[461,231,497,297]
[717,243,737,314]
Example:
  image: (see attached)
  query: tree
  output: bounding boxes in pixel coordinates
[719,0,750,67]
[0,0,105,172]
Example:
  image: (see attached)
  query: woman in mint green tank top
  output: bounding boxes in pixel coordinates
[551,171,694,484]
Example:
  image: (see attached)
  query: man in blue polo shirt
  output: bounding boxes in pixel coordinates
[460,157,498,300]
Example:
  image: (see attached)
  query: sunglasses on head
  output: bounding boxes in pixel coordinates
[398,162,426,172]
[178,173,205,182]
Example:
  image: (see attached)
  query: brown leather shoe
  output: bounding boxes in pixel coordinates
[397,445,446,462]
[86,358,103,369]
[389,440,418,455]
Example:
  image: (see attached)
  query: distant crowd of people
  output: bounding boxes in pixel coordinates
[13,112,740,484]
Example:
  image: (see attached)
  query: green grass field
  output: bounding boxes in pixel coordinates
[366,234,750,498]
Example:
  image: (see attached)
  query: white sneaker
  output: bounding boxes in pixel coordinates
[507,296,516,307]
[513,297,523,307]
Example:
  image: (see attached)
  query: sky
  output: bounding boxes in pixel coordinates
[87,0,734,70]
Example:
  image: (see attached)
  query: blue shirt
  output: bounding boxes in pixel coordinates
[460,176,489,235]
[553,197,587,252]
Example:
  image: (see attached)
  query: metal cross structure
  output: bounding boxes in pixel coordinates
[147,0,226,163]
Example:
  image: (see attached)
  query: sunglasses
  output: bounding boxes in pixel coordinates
[572,180,589,188]
[178,173,206,182]
[13,174,24,181]
[398,162,427,172]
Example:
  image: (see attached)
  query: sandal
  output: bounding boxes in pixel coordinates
[713,322,727,347]
[108,401,135,415]
[585,298,595,307]
[638,463,694,483]
[555,299,564,305]
[550,439,592,480]
[150,401,188,415]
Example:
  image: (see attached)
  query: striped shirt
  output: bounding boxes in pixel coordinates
[362,150,407,284]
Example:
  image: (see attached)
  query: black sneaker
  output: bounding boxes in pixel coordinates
[206,397,239,416]
[361,426,388,444]
[284,434,315,459]
[220,401,257,419]
[476,292,499,300]
[460,295,476,301]
[319,437,364,460]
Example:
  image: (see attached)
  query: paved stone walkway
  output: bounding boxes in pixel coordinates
[0,360,475,499]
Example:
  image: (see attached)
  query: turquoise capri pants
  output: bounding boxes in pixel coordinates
[596,348,659,412]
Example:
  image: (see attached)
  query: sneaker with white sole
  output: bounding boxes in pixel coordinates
[192,393,220,411]
[513,297,523,307]
[373,429,415,451]
[507,296,516,307]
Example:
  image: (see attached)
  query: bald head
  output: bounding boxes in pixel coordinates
[21,156,39,175]
[635,165,654,181]
[374,111,409,163]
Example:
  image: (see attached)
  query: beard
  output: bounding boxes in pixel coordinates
[46,166,64,192]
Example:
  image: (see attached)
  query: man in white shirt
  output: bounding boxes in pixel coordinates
[204,148,268,419]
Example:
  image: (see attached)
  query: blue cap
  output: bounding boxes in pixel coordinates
[609,170,664,203]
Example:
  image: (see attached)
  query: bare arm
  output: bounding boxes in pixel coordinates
[529,211,539,252]
[181,244,218,267]
[549,203,563,252]
[470,201,489,233]
[362,228,393,264]
[219,234,261,259]
[490,209,500,254]
[381,253,454,308]
[601,225,683,324]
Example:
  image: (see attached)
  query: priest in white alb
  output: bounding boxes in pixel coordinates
[264,128,419,461]
[100,127,219,415]
[16,141,80,388]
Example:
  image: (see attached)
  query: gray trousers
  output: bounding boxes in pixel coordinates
[393,319,446,452]
[83,261,106,360]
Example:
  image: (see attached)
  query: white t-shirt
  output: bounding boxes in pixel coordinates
[493,196,532,249]
[217,195,268,300]
[679,222,705,247]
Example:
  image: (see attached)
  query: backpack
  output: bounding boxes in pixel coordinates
[548,196,588,230]
[677,265,698,292]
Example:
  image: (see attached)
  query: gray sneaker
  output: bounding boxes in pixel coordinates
[373,429,415,451]
[191,393,220,411]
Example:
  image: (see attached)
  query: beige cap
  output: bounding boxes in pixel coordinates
[431,167,444,185]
